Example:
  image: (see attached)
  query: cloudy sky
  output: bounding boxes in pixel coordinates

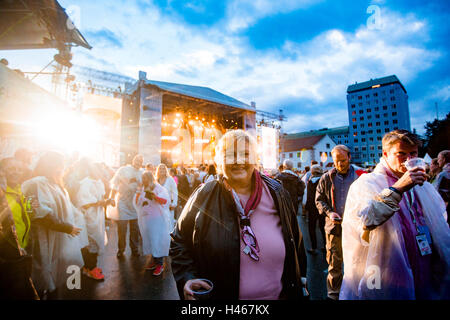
[3,0,450,134]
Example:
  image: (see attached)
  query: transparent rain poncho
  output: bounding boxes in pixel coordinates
[22,177,88,293]
[340,158,450,300]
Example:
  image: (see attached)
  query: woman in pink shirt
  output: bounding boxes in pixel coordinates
[170,130,308,300]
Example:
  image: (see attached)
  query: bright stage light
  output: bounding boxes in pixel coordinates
[34,111,104,157]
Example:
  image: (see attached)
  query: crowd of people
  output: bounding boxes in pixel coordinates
[0,129,449,300]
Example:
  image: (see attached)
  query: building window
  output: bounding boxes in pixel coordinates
[377,146,382,150]
[385,128,390,132]
[361,131,365,135]
[375,107,379,111]
[392,112,397,116]
[370,145,375,150]
[378,153,383,157]
[289,153,293,158]
[375,114,380,119]
[359,110,364,114]
[297,152,300,158]
[352,125,357,129]
[360,124,365,128]
[390,96,396,101]
[369,137,374,142]
[358,96,362,100]
[393,119,398,124]
[370,153,375,158]
[354,147,359,152]
[352,118,356,122]
[374,99,378,104]
[365,94,370,99]
[353,132,358,136]
[383,105,387,110]
[366,108,371,113]
[326,143,331,149]
[360,117,364,120]
[361,138,366,142]
[354,139,358,143]
[298,162,302,168]
[392,104,396,109]
[384,113,388,117]
[351,104,356,108]
[390,89,394,94]
[367,115,372,119]
[368,130,373,134]
[358,102,363,106]
[368,123,372,127]
[394,126,398,130]
[362,146,367,151]
[384,120,389,125]
[373,92,378,97]
[376,122,380,126]
[377,136,382,141]
[377,129,381,134]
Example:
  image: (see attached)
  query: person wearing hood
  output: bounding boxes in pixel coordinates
[305,165,325,254]
[435,150,449,225]
[275,159,305,219]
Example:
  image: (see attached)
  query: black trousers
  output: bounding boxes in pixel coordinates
[116,219,140,254]
[308,212,326,250]
[81,247,98,270]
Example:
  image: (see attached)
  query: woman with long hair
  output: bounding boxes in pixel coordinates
[21,151,88,298]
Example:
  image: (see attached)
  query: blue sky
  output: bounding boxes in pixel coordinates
[2,0,449,135]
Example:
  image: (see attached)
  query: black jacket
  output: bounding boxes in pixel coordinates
[275,171,305,214]
[170,174,307,300]
[315,167,359,235]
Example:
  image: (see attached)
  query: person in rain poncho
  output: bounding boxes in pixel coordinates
[74,158,112,281]
[107,154,143,258]
[21,151,88,298]
[156,164,178,229]
[340,130,450,300]
[134,171,171,276]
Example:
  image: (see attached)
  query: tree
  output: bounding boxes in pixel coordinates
[423,112,450,158]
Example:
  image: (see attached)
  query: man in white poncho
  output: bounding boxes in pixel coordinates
[340,130,450,300]
[134,171,171,276]
[107,155,143,258]
[21,152,88,298]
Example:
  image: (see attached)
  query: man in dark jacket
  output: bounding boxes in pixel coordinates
[176,167,191,219]
[275,159,305,216]
[315,145,362,300]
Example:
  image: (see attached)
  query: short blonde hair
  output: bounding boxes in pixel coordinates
[214,129,258,173]
[382,129,421,152]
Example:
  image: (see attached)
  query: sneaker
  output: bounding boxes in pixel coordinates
[144,262,157,270]
[84,267,105,281]
[152,264,164,276]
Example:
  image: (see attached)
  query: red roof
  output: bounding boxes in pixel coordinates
[283,135,325,152]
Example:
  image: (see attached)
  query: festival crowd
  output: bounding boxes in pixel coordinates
[0,129,449,300]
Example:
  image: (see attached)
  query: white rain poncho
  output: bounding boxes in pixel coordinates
[22,177,88,293]
[75,177,107,254]
[107,165,142,221]
[160,176,177,226]
[340,158,450,300]
[134,183,171,257]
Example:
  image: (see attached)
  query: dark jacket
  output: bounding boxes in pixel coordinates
[170,174,307,300]
[315,166,360,236]
[177,174,191,208]
[305,175,322,218]
[275,171,305,214]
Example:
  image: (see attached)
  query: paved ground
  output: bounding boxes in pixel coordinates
[51,209,328,300]
[55,219,180,300]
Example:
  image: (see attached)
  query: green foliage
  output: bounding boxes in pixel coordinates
[423,112,450,158]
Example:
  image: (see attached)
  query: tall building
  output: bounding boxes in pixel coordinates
[347,75,410,165]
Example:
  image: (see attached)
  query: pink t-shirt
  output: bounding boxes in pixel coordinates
[237,181,286,300]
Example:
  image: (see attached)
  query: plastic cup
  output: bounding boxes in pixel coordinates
[403,158,427,171]
[192,279,213,300]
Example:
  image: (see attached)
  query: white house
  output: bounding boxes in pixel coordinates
[280,134,336,170]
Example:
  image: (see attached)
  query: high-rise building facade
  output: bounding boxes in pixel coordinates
[347,75,410,165]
